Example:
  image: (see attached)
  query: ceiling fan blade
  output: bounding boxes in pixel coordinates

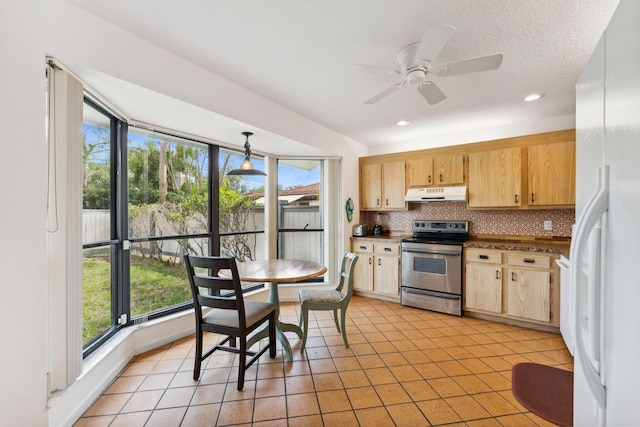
[417,81,446,105]
[415,24,456,64]
[364,81,405,104]
[436,53,503,76]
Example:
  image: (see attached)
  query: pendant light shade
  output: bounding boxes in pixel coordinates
[226,131,267,176]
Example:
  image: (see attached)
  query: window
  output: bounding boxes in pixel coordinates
[82,101,118,348]
[277,160,324,270]
[127,128,210,319]
[218,147,266,262]
[77,96,337,357]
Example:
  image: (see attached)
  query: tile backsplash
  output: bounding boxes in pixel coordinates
[361,202,575,237]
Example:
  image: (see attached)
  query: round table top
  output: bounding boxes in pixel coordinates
[235,259,327,283]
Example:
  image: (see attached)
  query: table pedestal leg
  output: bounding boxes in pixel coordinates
[246,282,302,362]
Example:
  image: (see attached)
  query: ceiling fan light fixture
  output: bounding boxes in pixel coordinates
[407,68,426,84]
[524,92,545,102]
[226,131,267,176]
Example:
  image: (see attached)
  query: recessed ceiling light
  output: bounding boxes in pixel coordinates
[524,93,545,102]
[396,120,410,126]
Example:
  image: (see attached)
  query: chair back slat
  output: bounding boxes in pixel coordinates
[192,275,236,292]
[335,251,358,295]
[184,254,247,327]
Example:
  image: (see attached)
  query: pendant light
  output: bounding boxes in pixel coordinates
[226,131,267,176]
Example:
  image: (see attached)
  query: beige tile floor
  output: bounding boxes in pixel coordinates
[75,296,573,426]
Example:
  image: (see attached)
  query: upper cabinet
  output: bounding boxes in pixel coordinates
[527,141,576,207]
[360,163,382,210]
[359,130,575,211]
[407,156,434,187]
[435,153,465,185]
[407,154,464,187]
[360,160,406,211]
[468,147,522,208]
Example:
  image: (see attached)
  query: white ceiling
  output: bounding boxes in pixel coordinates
[67,0,619,156]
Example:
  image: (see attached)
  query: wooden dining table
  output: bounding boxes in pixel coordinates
[234,259,327,362]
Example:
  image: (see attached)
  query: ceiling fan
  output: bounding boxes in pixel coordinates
[358,24,503,105]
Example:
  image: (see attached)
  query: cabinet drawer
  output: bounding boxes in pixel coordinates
[374,243,400,256]
[352,241,373,253]
[506,252,551,269]
[465,248,502,264]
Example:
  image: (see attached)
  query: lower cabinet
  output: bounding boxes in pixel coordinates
[464,247,559,328]
[351,239,400,301]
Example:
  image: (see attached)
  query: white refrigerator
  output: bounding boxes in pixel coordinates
[573,0,640,425]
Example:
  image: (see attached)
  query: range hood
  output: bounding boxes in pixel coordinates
[405,186,467,202]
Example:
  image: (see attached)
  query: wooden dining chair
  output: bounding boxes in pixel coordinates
[184,254,277,390]
[298,252,358,352]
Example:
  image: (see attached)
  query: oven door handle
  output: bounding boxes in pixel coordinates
[401,249,461,257]
[402,288,461,300]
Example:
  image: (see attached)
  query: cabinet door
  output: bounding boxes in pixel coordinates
[360,163,381,209]
[435,153,465,185]
[382,161,406,209]
[507,268,550,322]
[528,141,576,206]
[374,255,399,296]
[468,147,522,208]
[353,253,374,291]
[465,264,502,313]
[407,157,434,187]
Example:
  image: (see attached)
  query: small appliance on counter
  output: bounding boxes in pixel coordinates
[352,224,368,237]
[372,224,383,236]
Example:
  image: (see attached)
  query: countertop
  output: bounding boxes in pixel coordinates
[465,237,570,257]
[351,234,571,257]
[350,234,408,243]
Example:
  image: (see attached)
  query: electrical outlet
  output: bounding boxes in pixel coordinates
[544,220,552,231]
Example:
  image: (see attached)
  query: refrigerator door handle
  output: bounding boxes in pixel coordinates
[570,165,608,411]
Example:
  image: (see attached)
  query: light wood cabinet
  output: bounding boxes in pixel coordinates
[407,153,464,187]
[351,240,374,292]
[360,160,406,210]
[434,153,465,185]
[464,248,559,328]
[527,141,576,206]
[351,239,400,301]
[360,163,382,210]
[468,147,522,208]
[373,242,400,297]
[464,249,503,314]
[407,157,434,187]
[506,252,552,322]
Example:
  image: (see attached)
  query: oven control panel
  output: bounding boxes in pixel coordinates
[412,220,468,233]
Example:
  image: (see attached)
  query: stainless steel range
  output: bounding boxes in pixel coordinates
[401,220,469,316]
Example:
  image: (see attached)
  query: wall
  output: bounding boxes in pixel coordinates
[362,203,575,237]
[0,0,48,425]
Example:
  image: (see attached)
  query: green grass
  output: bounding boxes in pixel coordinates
[82,254,191,345]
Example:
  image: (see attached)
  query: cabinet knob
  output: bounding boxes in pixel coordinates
[531,193,535,203]
[378,259,381,266]
[511,272,516,281]
[439,174,443,183]
[359,246,367,250]
[479,254,489,260]
[428,175,432,184]
[384,247,391,252]
[523,258,535,264]
[496,270,500,280]
[514,194,519,204]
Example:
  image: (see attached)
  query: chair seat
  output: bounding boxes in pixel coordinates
[203,301,276,328]
[299,288,343,304]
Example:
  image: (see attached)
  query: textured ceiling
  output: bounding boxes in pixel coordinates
[66,0,619,155]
